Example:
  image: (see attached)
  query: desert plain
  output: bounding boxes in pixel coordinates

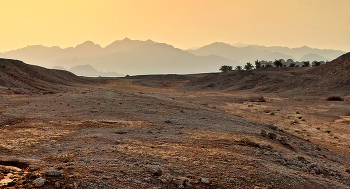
[1,54,350,189]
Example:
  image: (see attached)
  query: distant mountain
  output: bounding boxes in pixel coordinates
[1,38,240,75]
[247,45,344,60]
[60,42,239,75]
[188,42,345,64]
[299,53,328,61]
[1,39,346,75]
[69,64,123,77]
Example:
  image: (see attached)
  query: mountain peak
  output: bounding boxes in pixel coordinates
[75,41,101,49]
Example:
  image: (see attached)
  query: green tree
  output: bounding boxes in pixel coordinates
[255,60,261,69]
[235,66,242,70]
[219,65,232,72]
[244,62,254,70]
[313,61,321,66]
[274,59,283,67]
[289,63,296,67]
[303,61,310,67]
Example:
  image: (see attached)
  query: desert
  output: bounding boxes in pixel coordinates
[0,52,350,188]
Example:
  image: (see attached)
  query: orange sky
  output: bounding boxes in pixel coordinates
[0,0,349,51]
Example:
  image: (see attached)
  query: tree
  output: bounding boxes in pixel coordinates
[244,62,254,70]
[303,61,310,67]
[313,61,321,66]
[235,66,242,70]
[255,60,261,69]
[274,59,283,67]
[219,65,232,72]
[289,63,296,67]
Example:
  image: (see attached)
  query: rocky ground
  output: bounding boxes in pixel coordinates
[1,76,350,189]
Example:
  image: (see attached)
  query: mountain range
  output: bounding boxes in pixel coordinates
[0,38,346,76]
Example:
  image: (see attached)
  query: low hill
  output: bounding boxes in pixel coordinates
[69,64,124,77]
[299,53,328,61]
[182,52,350,96]
[0,58,94,94]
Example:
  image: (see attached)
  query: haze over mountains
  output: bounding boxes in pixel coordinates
[0,38,346,76]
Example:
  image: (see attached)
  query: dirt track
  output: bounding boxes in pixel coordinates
[1,77,350,189]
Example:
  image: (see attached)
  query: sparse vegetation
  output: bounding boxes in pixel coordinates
[324,130,331,134]
[277,109,280,111]
[219,65,233,72]
[316,127,320,130]
[313,61,321,66]
[264,110,270,113]
[298,116,303,119]
[235,66,242,70]
[265,64,273,68]
[302,119,306,121]
[295,130,301,134]
[244,62,254,70]
[274,59,283,67]
[296,111,300,114]
[270,112,275,115]
[255,60,261,69]
[303,61,310,67]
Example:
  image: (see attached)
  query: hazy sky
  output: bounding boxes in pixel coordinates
[1,0,349,52]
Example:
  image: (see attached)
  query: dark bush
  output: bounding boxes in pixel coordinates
[326,96,344,101]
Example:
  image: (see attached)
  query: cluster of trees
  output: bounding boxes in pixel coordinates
[220,59,324,72]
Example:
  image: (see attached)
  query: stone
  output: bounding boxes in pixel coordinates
[268,133,277,140]
[33,177,46,187]
[279,137,288,144]
[45,169,64,177]
[54,181,61,188]
[200,177,210,184]
[147,165,163,176]
[177,184,184,188]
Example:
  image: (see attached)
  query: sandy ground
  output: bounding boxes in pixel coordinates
[1,77,350,189]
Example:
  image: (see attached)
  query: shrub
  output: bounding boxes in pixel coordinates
[295,130,301,134]
[235,66,242,70]
[220,65,233,72]
[274,60,283,67]
[313,61,321,66]
[326,96,344,101]
[324,130,331,134]
[296,111,300,114]
[298,116,302,119]
[265,64,273,68]
[316,127,320,130]
[264,110,270,113]
[303,61,310,67]
[255,60,261,69]
[270,112,275,115]
[244,62,254,70]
